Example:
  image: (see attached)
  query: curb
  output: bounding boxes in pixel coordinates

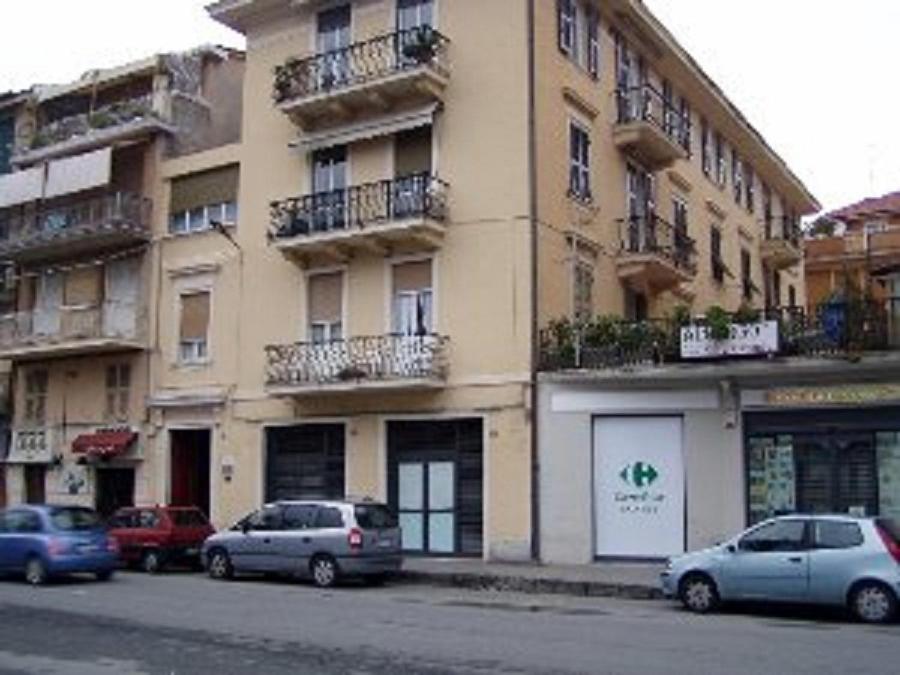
[396,570,663,601]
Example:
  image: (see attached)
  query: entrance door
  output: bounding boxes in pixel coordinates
[793,431,878,517]
[388,419,483,557]
[398,460,455,554]
[23,465,45,504]
[593,417,685,558]
[95,468,135,519]
[33,272,62,336]
[104,257,140,338]
[170,429,211,517]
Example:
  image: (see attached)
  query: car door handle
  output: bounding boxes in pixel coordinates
[787,556,803,564]
[263,538,271,544]
[301,537,311,544]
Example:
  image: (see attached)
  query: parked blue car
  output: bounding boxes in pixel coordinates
[662,515,900,623]
[0,505,118,585]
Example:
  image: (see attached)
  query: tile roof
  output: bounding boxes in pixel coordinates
[829,190,900,222]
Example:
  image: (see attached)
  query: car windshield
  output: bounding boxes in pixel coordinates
[171,509,209,527]
[50,507,101,531]
[354,504,397,530]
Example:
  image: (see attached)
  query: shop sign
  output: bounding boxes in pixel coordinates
[6,428,54,464]
[681,320,779,359]
[593,417,685,558]
[767,383,900,407]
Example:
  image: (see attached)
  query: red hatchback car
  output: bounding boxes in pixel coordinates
[108,506,214,573]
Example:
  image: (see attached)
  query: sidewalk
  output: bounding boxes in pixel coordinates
[398,558,665,600]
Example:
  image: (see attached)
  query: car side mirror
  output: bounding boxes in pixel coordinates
[241,521,250,534]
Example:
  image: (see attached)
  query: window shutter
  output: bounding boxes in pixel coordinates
[170,165,239,214]
[180,292,210,341]
[64,266,103,306]
[393,260,432,292]
[308,273,343,324]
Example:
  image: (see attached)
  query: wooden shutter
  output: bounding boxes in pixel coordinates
[308,273,342,323]
[170,165,239,214]
[64,266,103,306]
[393,260,432,293]
[180,292,210,341]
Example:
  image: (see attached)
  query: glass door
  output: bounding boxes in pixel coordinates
[626,165,654,252]
[311,146,347,232]
[396,0,435,67]
[397,460,456,554]
[317,5,351,88]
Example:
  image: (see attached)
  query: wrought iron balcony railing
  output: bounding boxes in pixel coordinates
[618,214,697,273]
[764,216,802,246]
[616,83,691,153]
[269,173,447,241]
[540,302,892,372]
[265,334,449,390]
[0,300,144,353]
[273,27,450,105]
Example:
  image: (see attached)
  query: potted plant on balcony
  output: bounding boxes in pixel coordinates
[705,305,732,342]
[401,25,439,63]
[337,365,369,381]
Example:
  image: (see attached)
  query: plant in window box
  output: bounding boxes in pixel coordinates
[705,305,732,341]
[541,317,577,369]
[734,303,761,326]
[401,25,439,63]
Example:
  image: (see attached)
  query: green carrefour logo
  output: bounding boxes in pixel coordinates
[619,462,659,488]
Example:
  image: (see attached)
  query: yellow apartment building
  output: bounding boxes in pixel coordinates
[198,0,815,560]
[0,47,244,515]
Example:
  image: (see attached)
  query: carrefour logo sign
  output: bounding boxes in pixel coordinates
[619,462,659,488]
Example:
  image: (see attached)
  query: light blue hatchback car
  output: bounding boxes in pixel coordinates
[662,515,900,623]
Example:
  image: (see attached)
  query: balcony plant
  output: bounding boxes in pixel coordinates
[705,305,732,341]
[734,303,761,325]
[401,25,439,63]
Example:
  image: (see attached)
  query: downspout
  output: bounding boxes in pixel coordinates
[527,0,540,563]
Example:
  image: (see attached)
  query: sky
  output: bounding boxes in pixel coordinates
[1,0,898,215]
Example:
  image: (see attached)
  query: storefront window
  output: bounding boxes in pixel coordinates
[748,436,796,524]
[877,432,900,519]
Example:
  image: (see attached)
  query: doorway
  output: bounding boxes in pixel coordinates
[24,465,46,504]
[95,468,135,518]
[170,429,211,517]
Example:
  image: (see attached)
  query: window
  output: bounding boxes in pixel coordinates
[282,504,319,530]
[573,261,594,321]
[137,510,160,529]
[64,266,103,307]
[24,370,48,424]
[397,0,433,31]
[105,364,131,422]
[316,507,344,528]
[678,98,692,153]
[673,198,690,266]
[355,504,398,530]
[4,510,43,534]
[307,272,343,344]
[739,519,807,552]
[700,119,711,177]
[813,520,864,549]
[169,165,239,235]
[731,149,743,205]
[745,165,755,213]
[741,249,753,301]
[772,270,782,308]
[788,285,797,308]
[243,506,283,531]
[710,227,724,283]
[715,133,726,186]
[178,291,210,364]
[763,185,773,236]
[392,259,433,336]
[569,122,591,201]
[558,0,577,56]
[662,81,675,137]
[50,507,101,531]
[585,5,600,78]
[0,115,13,176]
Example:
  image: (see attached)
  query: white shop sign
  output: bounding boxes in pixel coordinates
[593,417,685,558]
[681,320,779,359]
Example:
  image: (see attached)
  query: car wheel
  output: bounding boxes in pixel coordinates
[141,550,163,574]
[24,556,48,587]
[850,582,897,624]
[310,555,339,589]
[95,570,114,582]
[207,549,233,581]
[679,573,720,614]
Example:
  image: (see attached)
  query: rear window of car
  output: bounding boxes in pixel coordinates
[813,520,864,549]
[169,509,209,527]
[316,507,344,529]
[354,504,397,530]
[50,507,100,531]
[876,519,900,544]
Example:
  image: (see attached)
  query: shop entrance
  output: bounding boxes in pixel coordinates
[170,429,211,517]
[24,465,45,504]
[95,468,135,518]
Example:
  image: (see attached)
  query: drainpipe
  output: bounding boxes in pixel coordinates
[527,0,540,563]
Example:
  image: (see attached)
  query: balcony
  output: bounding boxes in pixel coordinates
[269,173,447,264]
[761,217,803,270]
[616,215,697,294]
[13,95,174,166]
[0,192,151,263]
[273,27,450,130]
[613,84,689,171]
[0,301,145,361]
[265,334,449,395]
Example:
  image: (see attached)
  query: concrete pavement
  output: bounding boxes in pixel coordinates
[0,571,897,674]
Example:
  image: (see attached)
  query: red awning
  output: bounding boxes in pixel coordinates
[72,431,138,459]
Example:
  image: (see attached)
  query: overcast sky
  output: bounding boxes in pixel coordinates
[1,0,897,215]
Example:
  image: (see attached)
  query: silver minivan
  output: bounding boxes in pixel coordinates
[661,515,900,623]
[202,500,402,588]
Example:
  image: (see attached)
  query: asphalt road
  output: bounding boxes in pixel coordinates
[0,571,896,675]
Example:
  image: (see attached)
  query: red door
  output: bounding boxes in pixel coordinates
[170,430,211,517]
